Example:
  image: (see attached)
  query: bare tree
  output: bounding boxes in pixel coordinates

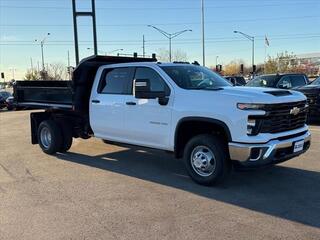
[157,48,188,62]
[24,62,68,80]
[24,69,41,80]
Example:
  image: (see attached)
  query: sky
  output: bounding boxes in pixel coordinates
[0,0,319,79]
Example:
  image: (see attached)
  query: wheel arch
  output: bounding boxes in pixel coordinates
[174,117,232,158]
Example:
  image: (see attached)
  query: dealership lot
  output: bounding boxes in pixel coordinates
[0,110,319,240]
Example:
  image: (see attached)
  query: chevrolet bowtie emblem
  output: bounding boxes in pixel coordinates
[290,107,300,115]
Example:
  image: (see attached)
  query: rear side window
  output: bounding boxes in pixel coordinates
[290,75,307,87]
[98,67,135,94]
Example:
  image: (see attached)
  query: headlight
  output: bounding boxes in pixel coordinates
[237,103,265,110]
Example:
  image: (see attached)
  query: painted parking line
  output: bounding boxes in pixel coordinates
[309,127,320,132]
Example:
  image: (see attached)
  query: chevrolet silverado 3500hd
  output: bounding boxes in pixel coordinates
[14,55,311,185]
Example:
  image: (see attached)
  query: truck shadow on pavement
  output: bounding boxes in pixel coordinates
[57,147,320,229]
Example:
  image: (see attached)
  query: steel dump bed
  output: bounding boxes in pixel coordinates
[14,55,157,113]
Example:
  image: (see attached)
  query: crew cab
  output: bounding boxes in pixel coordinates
[246,73,309,89]
[296,76,320,122]
[14,56,311,185]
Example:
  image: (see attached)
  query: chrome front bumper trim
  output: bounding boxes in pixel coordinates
[228,131,311,162]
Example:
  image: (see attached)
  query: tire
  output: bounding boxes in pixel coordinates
[37,120,63,155]
[183,134,230,185]
[57,120,73,152]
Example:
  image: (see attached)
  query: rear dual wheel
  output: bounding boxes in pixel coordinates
[37,120,73,155]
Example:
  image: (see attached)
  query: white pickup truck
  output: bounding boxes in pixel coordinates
[14,55,311,185]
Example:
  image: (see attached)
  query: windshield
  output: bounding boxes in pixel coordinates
[160,65,231,90]
[310,77,320,85]
[246,75,278,87]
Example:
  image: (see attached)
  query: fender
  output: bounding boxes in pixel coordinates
[174,117,232,157]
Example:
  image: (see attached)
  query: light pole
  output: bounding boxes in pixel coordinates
[233,30,255,72]
[108,48,123,54]
[87,47,107,55]
[9,68,16,80]
[216,56,219,66]
[87,48,123,55]
[201,0,205,66]
[35,33,50,72]
[148,25,192,62]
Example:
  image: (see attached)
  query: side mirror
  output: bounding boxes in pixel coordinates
[134,79,165,99]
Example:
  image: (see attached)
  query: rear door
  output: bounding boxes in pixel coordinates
[90,67,135,141]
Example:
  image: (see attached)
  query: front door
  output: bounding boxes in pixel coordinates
[124,67,173,150]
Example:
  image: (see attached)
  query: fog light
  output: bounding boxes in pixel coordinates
[247,119,256,135]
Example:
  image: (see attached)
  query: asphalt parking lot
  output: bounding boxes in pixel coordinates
[0,110,319,240]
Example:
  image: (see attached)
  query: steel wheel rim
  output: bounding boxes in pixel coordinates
[40,127,52,149]
[190,145,216,177]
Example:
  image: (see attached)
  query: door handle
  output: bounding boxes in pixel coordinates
[126,101,136,105]
[92,99,100,103]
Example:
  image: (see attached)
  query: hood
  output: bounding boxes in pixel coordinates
[215,86,306,104]
[296,84,320,91]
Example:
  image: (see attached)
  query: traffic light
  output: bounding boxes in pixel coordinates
[253,65,256,73]
[219,64,222,72]
[240,64,244,74]
[216,65,219,72]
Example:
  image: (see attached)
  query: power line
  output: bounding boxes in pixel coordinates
[0,2,319,10]
[1,36,319,46]
[1,16,319,28]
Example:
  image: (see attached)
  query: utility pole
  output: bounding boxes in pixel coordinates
[148,25,192,62]
[35,32,50,72]
[67,50,71,80]
[142,35,146,57]
[30,57,33,71]
[201,0,205,66]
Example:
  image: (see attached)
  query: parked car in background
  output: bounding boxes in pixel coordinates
[246,73,309,89]
[0,91,12,109]
[224,76,246,86]
[296,76,320,122]
[5,96,15,110]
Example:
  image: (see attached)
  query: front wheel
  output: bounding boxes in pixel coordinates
[183,134,230,185]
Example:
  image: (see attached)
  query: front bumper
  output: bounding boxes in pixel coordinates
[228,131,311,167]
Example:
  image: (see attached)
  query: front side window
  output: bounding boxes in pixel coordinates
[310,77,320,85]
[99,67,134,94]
[246,75,277,87]
[290,75,307,87]
[278,76,292,89]
[160,65,230,90]
[134,67,169,93]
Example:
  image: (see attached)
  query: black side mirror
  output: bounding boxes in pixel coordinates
[134,79,165,99]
